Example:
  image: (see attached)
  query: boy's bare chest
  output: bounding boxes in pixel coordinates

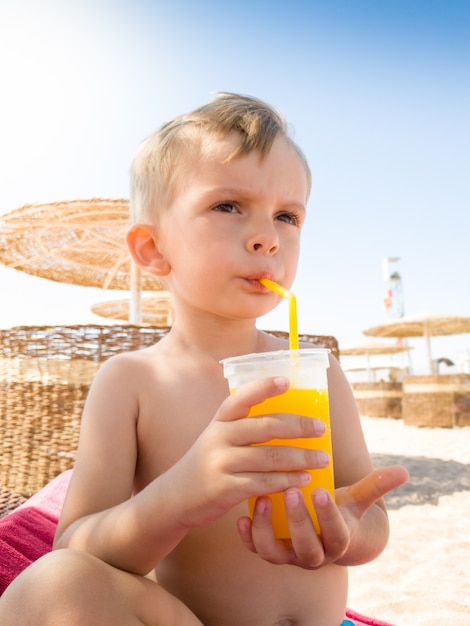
[135,371,229,482]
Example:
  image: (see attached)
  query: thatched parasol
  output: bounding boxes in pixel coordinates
[0,198,167,323]
[343,362,406,374]
[340,340,413,356]
[91,293,174,326]
[340,340,413,381]
[363,312,470,374]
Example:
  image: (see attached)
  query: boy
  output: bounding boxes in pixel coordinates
[0,93,408,625]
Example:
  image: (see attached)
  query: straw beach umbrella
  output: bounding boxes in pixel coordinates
[363,312,470,374]
[342,362,406,377]
[0,198,167,322]
[340,340,413,381]
[91,293,174,326]
[340,340,413,357]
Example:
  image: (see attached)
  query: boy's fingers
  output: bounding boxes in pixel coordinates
[341,465,409,515]
[216,377,290,422]
[311,490,349,562]
[229,444,329,474]
[228,414,327,446]
[245,497,295,565]
[238,468,312,498]
[215,376,326,443]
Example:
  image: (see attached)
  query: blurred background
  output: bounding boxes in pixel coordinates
[1,0,469,376]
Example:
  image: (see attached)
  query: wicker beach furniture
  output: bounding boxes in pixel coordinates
[402,374,470,427]
[0,488,26,518]
[0,325,339,499]
[351,381,403,419]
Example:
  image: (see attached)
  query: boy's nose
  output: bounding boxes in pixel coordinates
[246,227,279,255]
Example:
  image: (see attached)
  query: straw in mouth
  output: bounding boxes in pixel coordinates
[259,278,299,350]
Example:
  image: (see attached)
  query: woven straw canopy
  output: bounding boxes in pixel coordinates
[341,340,412,381]
[363,312,470,374]
[341,340,413,356]
[91,294,174,326]
[363,313,470,339]
[0,198,165,292]
[343,362,406,373]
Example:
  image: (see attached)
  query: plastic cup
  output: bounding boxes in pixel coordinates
[221,348,334,538]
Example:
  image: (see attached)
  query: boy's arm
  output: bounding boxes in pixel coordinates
[54,357,329,575]
[325,354,399,565]
[53,354,191,574]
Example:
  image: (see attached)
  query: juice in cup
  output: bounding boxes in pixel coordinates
[221,348,334,538]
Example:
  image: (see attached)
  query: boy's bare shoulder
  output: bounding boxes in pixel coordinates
[90,342,166,387]
[104,340,165,364]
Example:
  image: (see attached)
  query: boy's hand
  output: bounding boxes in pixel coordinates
[237,464,409,569]
[167,376,328,529]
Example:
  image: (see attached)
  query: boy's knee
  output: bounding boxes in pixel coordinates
[0,549,106,622]
[4,549,80,592]
[0,549,203,625]
[19,549,99,587]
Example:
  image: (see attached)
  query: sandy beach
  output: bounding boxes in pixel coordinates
[348,416,470,626]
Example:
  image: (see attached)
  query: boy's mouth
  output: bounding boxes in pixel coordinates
[243,274,276,291]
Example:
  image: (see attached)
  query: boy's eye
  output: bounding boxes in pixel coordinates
[213,202,237,213]
[276,211,300,226]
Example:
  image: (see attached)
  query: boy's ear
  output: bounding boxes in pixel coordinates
[126,224,170,276]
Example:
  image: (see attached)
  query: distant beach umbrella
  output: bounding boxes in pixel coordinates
[91,293,174,326]
[340,340,413,381]
[340,340,413,357]
[363,312,470,374]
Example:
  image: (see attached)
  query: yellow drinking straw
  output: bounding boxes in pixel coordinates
[259,278,299,350]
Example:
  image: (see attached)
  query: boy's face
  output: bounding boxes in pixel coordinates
[156,133,309,321]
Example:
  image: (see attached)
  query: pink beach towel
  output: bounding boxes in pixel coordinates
[0,471,395,625]
[0,506,58,594]
[345,608,396,625]
[0,470,71,594]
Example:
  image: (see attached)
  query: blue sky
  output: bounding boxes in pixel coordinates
[1,0,469,374]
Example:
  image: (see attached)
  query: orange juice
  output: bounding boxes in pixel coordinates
[243,386,333,538]
[221,348,333,539]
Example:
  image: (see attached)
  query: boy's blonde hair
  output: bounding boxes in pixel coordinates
[130,92,311,223]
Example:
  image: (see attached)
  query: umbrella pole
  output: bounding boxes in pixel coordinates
[129,260,142,324]
[404,339,413,375]
[424,323,434,374]
[366,354,373,382]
